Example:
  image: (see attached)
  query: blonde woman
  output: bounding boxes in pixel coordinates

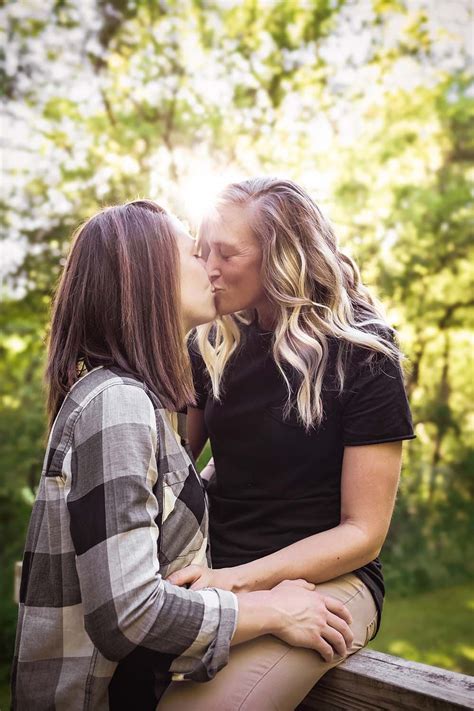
[160,178,415,710]
[12,199,354,710]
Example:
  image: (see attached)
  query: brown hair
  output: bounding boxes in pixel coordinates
[46,199,194,426]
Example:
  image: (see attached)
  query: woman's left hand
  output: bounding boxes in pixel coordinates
[167,565,238,591]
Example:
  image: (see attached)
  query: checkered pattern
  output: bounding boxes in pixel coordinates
[11,367,237,710]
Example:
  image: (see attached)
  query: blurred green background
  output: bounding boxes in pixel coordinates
[1,0,473,704]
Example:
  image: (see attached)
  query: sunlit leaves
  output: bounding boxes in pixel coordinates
[1,0,473,597]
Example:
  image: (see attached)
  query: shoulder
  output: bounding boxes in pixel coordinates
[342,322,396,365]
[324,324,401,391]
[47,369,157,472]
[72,370,157,442]
[73,367,150,408]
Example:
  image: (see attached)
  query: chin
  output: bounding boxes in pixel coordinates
[216,299,249,317]
[195,307,218,327]
[208,306,218,322]
[215,294,236,317]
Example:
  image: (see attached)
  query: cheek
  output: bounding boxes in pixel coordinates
[239,264,263,297]
[195,260,209,284]
[221,264,264,309]
[225,259,259,286]
[221,263,240,285]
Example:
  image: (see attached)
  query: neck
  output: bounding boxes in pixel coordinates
[255,301,277,331]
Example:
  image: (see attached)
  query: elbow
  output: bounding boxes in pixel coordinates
[364,535,387,564]
[359,544,383,568]
[343,520,385,565]
[369,529,389,561]
[367,542,383,562]
[364,531,385,562]
[358,544,382,568]
[83,583,166,661]
[84,612,132,662]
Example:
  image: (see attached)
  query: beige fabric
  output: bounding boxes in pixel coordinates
[158,573,378,711]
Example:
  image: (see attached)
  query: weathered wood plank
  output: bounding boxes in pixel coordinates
[298,649,474,710]
[14,561,22,604]
[11,561,474,708]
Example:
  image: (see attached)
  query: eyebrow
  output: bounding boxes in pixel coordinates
[208,239,236,249]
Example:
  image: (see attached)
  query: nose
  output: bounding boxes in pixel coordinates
[205,253,221,282]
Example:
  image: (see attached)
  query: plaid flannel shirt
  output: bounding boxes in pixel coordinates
[12,367,237,710]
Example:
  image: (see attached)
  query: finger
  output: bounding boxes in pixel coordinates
[190,579,207,591]
[321,625,348,659]
[276,579,315,591]
[290,579,316,590]
[326,612,354,648]
[312,637,335,663]
[323,596,353,625]
[167,566,201,587]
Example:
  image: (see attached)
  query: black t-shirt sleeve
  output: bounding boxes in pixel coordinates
[342,350,415,447]
[188,338,209,411]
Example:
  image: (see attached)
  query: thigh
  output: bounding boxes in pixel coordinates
[158,574,377,711]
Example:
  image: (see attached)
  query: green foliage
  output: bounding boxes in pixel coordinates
[370,583,474,674]
[0,491,31,706]
[1,0,472,692]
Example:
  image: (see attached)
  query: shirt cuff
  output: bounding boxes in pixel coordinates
[170,588,238,682]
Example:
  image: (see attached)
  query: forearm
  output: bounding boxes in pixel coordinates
[70,387,238,681]
[187,407,208,459]
[229,521,380,592]
[231,591,278,645]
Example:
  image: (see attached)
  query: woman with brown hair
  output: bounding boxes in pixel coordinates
[11,199,353,711]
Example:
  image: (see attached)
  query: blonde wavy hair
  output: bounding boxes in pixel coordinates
[196,177,400,429]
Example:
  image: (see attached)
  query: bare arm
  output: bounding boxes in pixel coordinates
[187,406,208,460]
[172,441,403,593]
[229,441,402,591]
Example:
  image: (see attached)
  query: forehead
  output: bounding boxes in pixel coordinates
[169,215,194,248]
[202,204,256,247]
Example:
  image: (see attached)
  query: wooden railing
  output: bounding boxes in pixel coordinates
[14,563,474,709]
[298,648,474,710]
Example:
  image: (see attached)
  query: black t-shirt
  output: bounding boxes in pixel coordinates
[190,320,415,624]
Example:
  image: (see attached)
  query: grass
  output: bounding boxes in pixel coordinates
[369,583,474,675]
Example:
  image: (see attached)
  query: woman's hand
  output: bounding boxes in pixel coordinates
[167,565,237,591]
[267,580,354,661]
[169,569,354,661]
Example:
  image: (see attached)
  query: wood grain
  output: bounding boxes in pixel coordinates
[298,649,474,710]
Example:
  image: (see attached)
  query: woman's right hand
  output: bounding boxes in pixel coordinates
[268,579,354,661]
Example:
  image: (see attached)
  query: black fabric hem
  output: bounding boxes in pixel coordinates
[344,433,416,447]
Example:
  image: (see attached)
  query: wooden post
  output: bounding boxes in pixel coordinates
[14,561,22,604]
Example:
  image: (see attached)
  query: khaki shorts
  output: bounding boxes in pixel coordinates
[158,573,378,711]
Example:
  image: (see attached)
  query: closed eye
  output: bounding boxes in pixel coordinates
[217,246,235,260]
[195,237,210,260]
